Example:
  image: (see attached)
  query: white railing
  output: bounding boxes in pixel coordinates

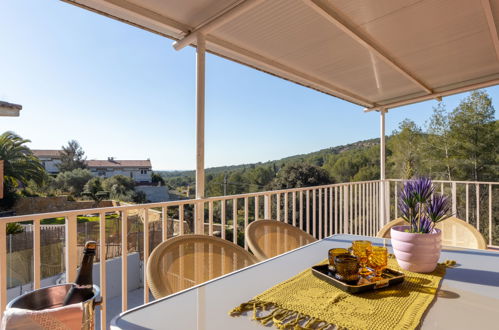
[386,179,499,248]
[0,179,496,327]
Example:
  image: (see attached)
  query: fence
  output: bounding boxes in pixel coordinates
[0,179,497,328]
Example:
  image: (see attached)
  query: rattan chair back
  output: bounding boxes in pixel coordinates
[245,220,317,261]
[147,234,259,299]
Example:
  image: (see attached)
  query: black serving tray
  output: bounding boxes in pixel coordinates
[311,265,405,294]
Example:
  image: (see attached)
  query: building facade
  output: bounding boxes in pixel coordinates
[32,151,152,183]
[87,158,152,183]
[32,150,62,175]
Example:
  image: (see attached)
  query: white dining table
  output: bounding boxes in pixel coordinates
[111,234,499,330]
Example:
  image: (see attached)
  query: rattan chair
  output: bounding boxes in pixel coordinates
[147,234,259,299]
[377,217,487,249]
[245,220,317,261]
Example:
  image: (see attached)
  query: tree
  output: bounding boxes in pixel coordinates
[83,177,109,204]
[448,90,497,181]
[151,172,165,186]
[102,175,135,194]
[425,102,454,180]
[58,140,87,172]
[388,119,424,179]
[102,175,137,201]
[54,168,93,196]
[268,163,331,190]
[0,131,47,210]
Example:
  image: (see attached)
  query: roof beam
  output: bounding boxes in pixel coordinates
[364,77,499,112]
[173,0,264,51]
[305,0,433,94]
[481,0,499,62]
[207,36,374,107]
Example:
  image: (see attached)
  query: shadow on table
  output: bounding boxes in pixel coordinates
[444,268,499,286]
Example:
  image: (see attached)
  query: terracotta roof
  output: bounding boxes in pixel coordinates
[0,101,22,110]
[86,159,152,168]
[32,150,62,158]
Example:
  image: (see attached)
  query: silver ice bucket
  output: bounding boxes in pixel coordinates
[6,283,101,330]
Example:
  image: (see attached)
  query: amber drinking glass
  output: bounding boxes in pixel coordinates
[334,254,360,283]
[328,248,349,272]
[368,246,388,281]
[351,240,373,276]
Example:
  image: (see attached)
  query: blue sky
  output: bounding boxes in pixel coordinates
[1,0,498,170]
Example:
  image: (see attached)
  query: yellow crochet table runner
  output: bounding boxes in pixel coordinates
[230,259,446,330]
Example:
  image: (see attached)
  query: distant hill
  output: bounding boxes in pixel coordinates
[157,138,380,179]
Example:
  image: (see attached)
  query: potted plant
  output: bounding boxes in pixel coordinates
[391,177,451,273]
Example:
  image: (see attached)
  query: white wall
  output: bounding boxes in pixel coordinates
[39,157,61,174]
[90,168,152,183]
[135,185,170,202]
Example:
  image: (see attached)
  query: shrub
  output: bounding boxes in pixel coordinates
[55,168,93,196]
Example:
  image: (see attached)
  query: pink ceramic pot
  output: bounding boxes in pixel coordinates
[390,225,441,273]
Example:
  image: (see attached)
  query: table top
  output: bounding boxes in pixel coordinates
[111,234,499,330]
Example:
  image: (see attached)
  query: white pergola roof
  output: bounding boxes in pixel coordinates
[63,0,499,110]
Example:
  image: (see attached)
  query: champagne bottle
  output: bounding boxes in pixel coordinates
[63,241,97,306]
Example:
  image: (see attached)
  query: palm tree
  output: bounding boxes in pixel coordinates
[0,131,47,200]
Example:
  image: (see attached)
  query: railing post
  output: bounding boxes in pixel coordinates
[476,184,480,230]
[343,185,349,234]
[489,184,492,246]
[0,222,6,321]
[33,219,41,290]
[264,194,271,219]
[195,201,205,234]
[99,212,107,329]
[122,210,128,312]
[161,207,168,241]
[451,182,457,216]
[232,198,238,245]
[65,214,78,284]
[385,180,390,224]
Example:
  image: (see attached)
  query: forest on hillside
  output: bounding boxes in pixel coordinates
[162,90,498,198]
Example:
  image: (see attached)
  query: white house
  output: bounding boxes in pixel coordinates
[32,151,152,183]
[31,150,62,175]
[87,158,152,183]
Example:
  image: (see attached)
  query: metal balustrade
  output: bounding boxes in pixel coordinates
[0,179,496,328]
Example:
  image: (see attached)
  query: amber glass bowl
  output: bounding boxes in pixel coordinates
[334,254,360,283]
[328,248,349,272]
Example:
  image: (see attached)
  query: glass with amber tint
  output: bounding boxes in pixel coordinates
[368,246,388,281]
[328,248,349,272]
[351,240,372,276]
[334,254,359,283]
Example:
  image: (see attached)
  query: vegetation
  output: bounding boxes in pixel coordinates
[268,163,331,190]
[83,177,109,204]
[151,172,165,186]
[7,223,24,235]
[54,168,93,196]
[0,132,47,210]
[57,140,87,172]
[161,90,497,196]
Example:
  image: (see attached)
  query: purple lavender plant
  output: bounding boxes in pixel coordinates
[398,177,451,233]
